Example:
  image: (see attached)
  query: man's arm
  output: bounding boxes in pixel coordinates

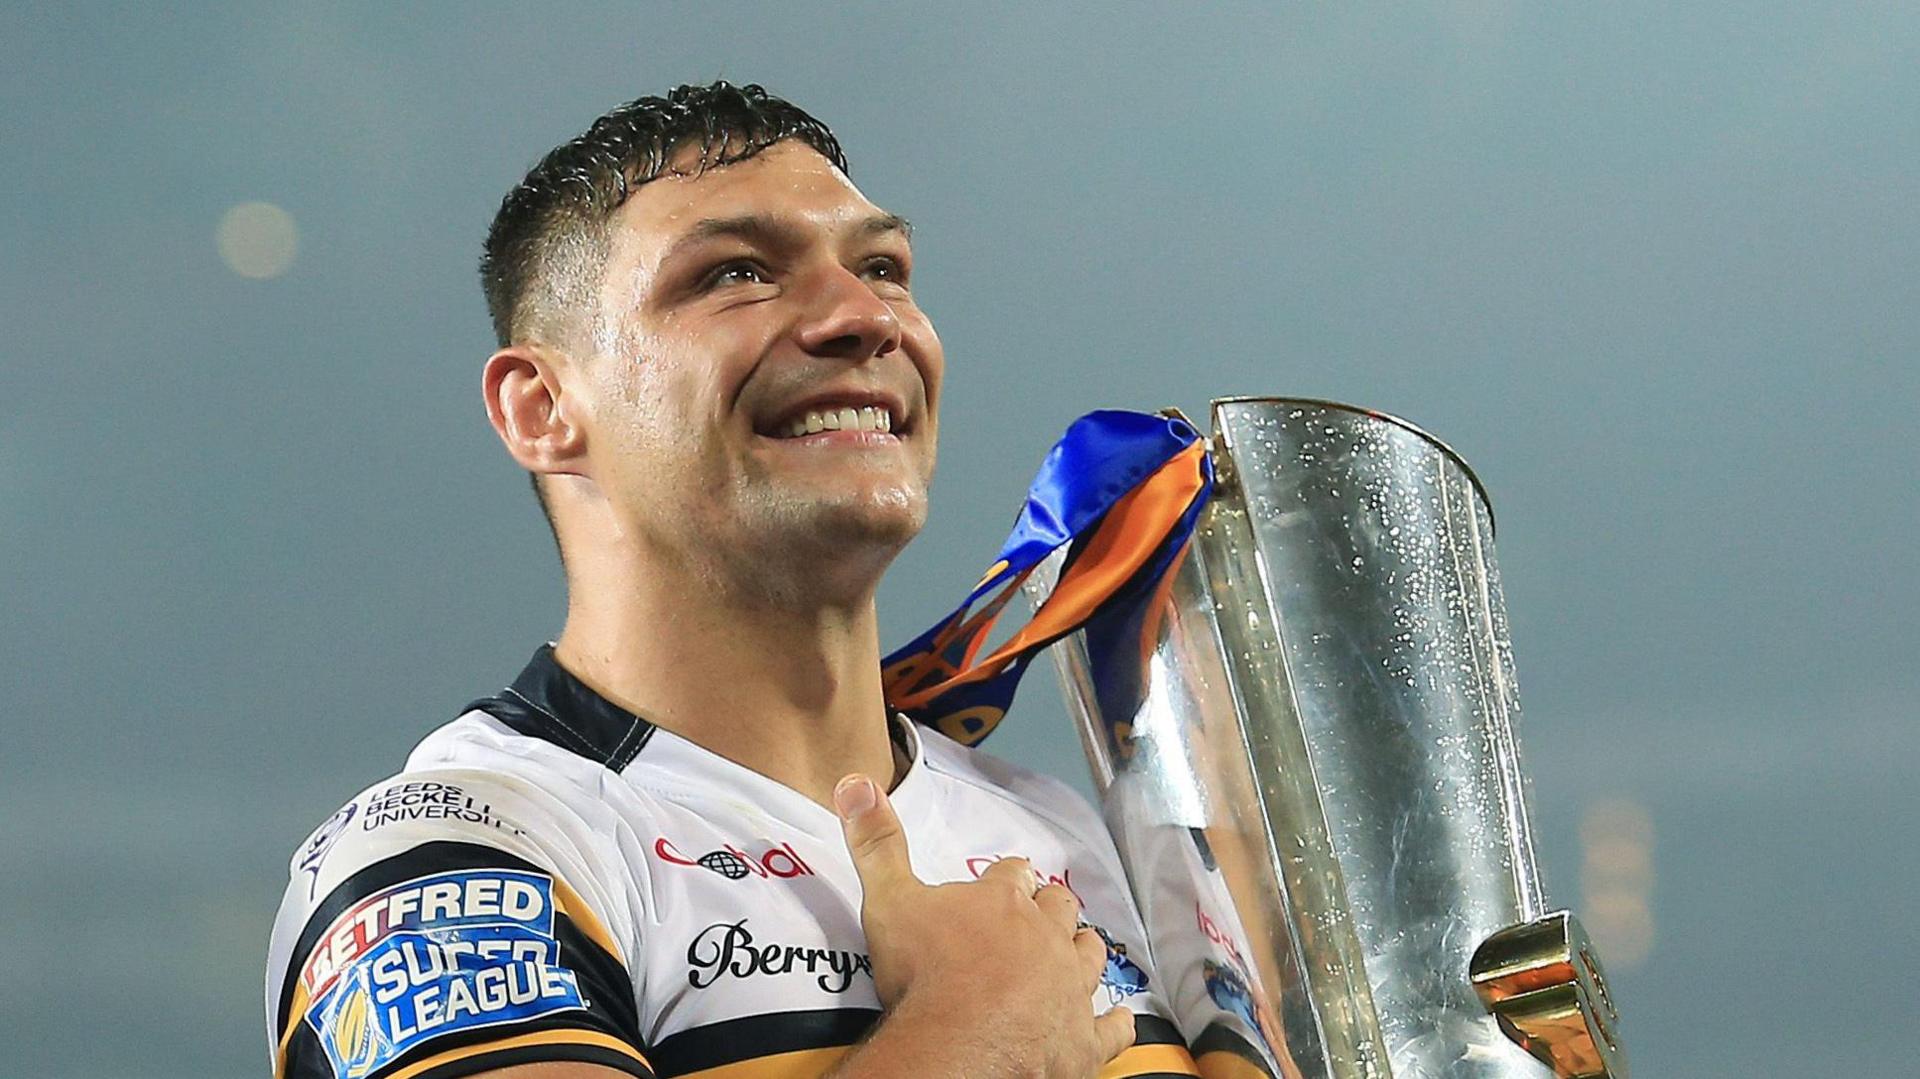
[266,772,654,1079]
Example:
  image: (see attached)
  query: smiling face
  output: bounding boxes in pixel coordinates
[572,140,943,596]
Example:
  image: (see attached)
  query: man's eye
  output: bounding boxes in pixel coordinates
[706,260,770,289]
[863,256,909,284]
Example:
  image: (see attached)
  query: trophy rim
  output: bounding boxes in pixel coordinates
[1208,395,1497,537]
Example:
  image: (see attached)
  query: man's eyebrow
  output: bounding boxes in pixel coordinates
[860,213,914,242]
[656,211,914,270]
[651,214,791,271]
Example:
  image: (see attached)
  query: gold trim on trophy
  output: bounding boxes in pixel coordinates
[1470,911,1628,1079]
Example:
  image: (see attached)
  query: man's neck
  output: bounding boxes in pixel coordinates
[550,557,904,809]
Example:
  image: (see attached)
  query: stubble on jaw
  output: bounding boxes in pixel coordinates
[716,467,930,611]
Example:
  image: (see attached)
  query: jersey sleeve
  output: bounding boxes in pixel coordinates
[264,767,654,1079]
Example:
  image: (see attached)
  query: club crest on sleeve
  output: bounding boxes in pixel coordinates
[1091,924,1149,1004]
[1203,958,1259,1032]
[298,803,357,899]
[300,869,585,1077]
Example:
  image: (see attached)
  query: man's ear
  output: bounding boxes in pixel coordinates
[482,345,588,478]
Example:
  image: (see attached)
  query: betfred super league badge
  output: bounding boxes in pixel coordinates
[300,869,585,1077]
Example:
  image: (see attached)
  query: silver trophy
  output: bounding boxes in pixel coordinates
[1026,398,1624,1079]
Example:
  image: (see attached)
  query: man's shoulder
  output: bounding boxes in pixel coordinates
[284,710,604,871]
[281,695,685,896]
[265,709,657,1055]
[263,710,659,1079]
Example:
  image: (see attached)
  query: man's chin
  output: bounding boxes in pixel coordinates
[815,498,925,548]
[763,491,926,559]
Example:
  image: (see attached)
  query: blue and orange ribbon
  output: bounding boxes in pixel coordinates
[883,410,1213,747]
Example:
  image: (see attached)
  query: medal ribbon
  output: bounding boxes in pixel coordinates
[882,410,1213,746]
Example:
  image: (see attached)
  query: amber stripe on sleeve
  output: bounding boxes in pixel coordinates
[383,1029,651,1079]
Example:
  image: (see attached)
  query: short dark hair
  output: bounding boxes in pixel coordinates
[481,80,848,349]
[481,82,849,563]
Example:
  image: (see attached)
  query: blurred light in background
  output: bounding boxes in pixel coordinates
[216,201,298,279]
[1580,798,1656,969]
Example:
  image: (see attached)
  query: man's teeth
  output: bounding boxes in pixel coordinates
[783,406,893,438]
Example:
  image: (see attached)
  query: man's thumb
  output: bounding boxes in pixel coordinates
[834,774,917,897]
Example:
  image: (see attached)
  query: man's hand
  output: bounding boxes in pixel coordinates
[828,773,1136,1078]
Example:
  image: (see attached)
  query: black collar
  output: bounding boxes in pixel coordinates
[464,643,656,770]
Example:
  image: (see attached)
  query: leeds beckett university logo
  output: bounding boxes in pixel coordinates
[654,837,814,881]
[359,781,522,835]
[687,919,872,994]
[300,869,585,1078]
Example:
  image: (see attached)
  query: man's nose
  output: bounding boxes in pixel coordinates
[793,265,903,362]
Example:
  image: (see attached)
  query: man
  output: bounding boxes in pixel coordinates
[265,82,1201,1079]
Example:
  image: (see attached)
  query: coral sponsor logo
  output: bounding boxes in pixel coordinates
[1196,902,1249,971]
[300,870,583,1078]
[964,855,1084,907]
[686,919,871,994]
[654,836,814,881]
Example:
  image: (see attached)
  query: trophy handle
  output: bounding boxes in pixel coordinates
[1470,912,1629,1079]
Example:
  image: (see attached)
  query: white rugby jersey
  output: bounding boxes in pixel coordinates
[266,644,1205,1079]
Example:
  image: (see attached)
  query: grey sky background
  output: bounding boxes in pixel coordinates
[4,4,1916,1077]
